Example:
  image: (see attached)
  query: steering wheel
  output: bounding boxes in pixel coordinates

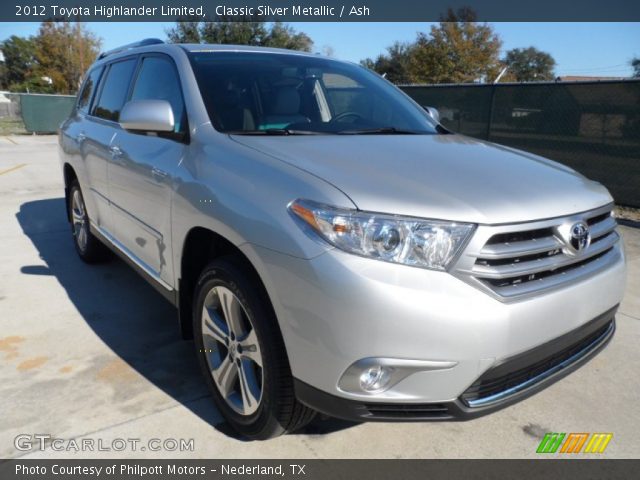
[331,111,364,123]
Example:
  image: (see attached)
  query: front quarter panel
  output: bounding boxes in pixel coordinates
[170,125,356,284]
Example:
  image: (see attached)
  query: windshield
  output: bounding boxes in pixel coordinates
[188,51,439,135]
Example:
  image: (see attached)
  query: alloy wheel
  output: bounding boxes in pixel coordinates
[201,286,264,416]
[71,189,88,252]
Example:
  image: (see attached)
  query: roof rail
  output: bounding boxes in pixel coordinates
[98,38,165,60]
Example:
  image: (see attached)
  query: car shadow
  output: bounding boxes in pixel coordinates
[16,197,359,440]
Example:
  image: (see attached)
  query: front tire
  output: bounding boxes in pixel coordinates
[193,257,316,439]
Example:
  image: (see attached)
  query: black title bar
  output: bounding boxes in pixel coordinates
[1,460,639,480]
[4,0,640,22]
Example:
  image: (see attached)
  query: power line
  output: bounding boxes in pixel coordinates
[557,64,630,72]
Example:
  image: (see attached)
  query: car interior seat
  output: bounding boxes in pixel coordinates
[261,87,310,129]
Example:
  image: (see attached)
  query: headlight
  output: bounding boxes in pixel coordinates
[289,199,475,270]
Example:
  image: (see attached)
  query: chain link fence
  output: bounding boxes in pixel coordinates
[401,80,640,208]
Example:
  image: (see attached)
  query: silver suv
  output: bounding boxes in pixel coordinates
[59,39,626,439]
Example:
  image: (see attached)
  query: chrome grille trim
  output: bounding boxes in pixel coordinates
[452,204,621,301]
[487,248,619,298]
[478,235,563,259]
[466,231,618,279]
[588,216,617,240]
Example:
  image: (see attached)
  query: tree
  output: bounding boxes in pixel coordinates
[632,57,640,78]
[407,8,502,83]
[165,21,201,43]
[33,22,101,94]
[503,47,556,82]
[263,22,312,51]
[0,35,37,89]
[199,18,267,45]
[360,42,413,84]
[1,22,100,93]
[360,8,502,84]
[166,20,313,52]
[320,45,335,57]
[9,75,56,94]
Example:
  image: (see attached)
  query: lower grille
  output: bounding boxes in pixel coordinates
[363,403,449,419]
[461,310,615,407]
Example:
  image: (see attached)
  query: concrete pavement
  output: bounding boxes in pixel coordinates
[1,135,638,458]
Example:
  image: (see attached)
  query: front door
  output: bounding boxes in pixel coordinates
[108,54,188,286]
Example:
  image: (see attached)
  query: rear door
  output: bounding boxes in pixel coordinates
[84,57,138,234]
[108,54,188,286]
[59,65,104,223]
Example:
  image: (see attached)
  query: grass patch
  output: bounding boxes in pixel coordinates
[0,117,27,135]
[615,205,640,224]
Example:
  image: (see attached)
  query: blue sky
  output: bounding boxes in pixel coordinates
[2,22,639,76]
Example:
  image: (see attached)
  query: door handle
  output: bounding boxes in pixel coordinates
[151,167,168,181]
[77,132,86,143]
[109,145,123,158]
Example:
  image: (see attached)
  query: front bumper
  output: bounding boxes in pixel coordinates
[241,238,625,414]
[294,306,616,421]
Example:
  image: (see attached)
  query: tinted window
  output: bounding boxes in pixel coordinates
[130,56,185,133]
[77,67,102,114]
[188,52,438,134]
[92,59,137,122]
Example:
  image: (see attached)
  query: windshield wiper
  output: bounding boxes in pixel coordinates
[337,127,421,135]
[228,129,329,136]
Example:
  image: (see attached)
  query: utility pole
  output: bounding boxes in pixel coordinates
[76,18,84,90]
[493,66,508,84]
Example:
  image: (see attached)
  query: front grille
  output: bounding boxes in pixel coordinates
[454,205,620,299]
[363,403,449,419]
[461,318,614,407]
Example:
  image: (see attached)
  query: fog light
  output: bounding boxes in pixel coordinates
[359,365,392,392]
[339,357,458,395]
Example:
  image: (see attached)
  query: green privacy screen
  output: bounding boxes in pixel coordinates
[16,82,640,207]
[20,94,76,134]
[401,80,640,208]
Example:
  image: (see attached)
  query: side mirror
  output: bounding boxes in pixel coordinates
[422,105,441,124]
[119,99,174,133]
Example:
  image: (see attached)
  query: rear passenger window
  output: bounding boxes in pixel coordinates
[130,56,186,133]
[92,58,137,122]
[77,67,102,114]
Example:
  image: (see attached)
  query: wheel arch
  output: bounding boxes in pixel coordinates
[177,226,277,342]
[62,163,78,221]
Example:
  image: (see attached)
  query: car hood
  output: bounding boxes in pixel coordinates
[230,133,612,224]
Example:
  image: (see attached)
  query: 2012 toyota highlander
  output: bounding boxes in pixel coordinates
[59,39,627,439]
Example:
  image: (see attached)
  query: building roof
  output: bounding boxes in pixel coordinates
[557,75,627,82]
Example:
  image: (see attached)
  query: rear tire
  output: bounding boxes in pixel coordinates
[68,180,109,263]
[193,257,316,439]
